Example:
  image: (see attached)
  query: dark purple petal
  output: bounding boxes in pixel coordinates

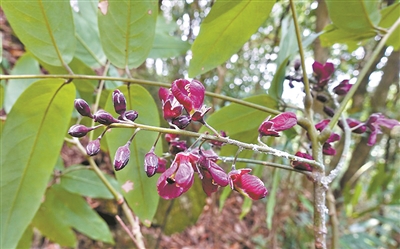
[114,143,130,171]
[190,106,212,123]
[74,99,93,118]
[144,150,159,177]
[291,151,313,171]
[323,143,336,155]
[326,132,341,143]
[258,112,297,137]
[118,110,139,122]
[94,110,119,125]
[68,124,94,138]
[323,106,335,117]
[315,119,330,131]
[228,169,268,200]
[169,140,188,155]
[367,130,379,146]
[207,161,229,187]
[171,115,191,129]
[156,158,167,173]
[162,98,183,120]
[86,138,101,156]
[112,89,127,115]
[338,118,367,134]
[201,171,219,196]
[333,79,352,95]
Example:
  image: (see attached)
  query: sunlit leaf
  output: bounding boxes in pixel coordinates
[2,0,76,66]
[98,0,158,69]
[33,185,114,246]
[149,15,191,59]
[59,165,120,199]
[189,0,275,77]
[325,0,381,33]
[73,0,107,67]
[0,80,75,249]
[105,85,160,224]
[379,3,400,50]
[3,52,40,113]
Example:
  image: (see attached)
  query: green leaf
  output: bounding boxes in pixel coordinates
[33,184,114,246]
[3,52,40,113]
[73,0,107,67]
[379,3,400,50]
[320,24,375,49]
[98,0,158,69]
[189,0,275,77]
[0,79,75,249]
[16,226,33,249]
[269,57,290,100]
[201,94,277,136]
[325,0,381,33]
[105,85,160,224]
[2,0,76,66]
[59,165,121,199]
[148,15,191,59]
[40,57,98,101]
[266,169,280,229]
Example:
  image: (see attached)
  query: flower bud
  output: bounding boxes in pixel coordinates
[86,138,101,156]
[333,79,352,95]
[316,94,328,103]
[74,99,93,118]
[323,106,335,117]
[171,115,191,129]
[118,110,139,122]
[144,150,159,177]
[294,59,301,71]
[112,89,127,115]
[114,143,131,171]
[94,110,119,125]
[68,124,93,138]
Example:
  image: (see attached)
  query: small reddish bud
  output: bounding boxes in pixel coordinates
[86,138,101,156]
[112,89,127,115]
[323,106,335,117]
[171,115,191,129]
[74,99,93,118]
[144,150,159,177]
[118,110,139,122]
[68,124,93,138]
[228,168,268,200]
[333,80,352,95]
[94,110,119,125]
[258,112,297,137]
[114,143,131,171]
[292,151,313,171]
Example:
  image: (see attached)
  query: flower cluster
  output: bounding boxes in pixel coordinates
[68,89,139,171]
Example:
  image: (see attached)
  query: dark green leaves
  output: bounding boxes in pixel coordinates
[2,0,76,66]
[189,0,275,77]
[98,0,158,69]
[32,185,114,247]
[105,85,160,224]
[0,80,75,249]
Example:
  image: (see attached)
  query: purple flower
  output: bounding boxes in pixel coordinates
[197,149,228,196]
[114,142,131,171]
[171,79,211,123]
[86,138,101,156]
[258,112,297,137]
[338,118,367,134]
[112,89,127,115]
[157,152,199,199]
[159,87,183,121]
[312,61,334,89]
[365,113,400,146]
[228,168,268,200]
[333,79,352,95]
[171,115,191,129]
[169,140,188,155]
[94,110,120,125]
[68,124,94,138]
[74,99,93,118]
[292,151,313,171]
[144,149,159,177]
[314,119,341,155]
[156,158,167,174]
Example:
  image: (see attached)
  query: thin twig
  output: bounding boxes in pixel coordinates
[115,215,139,246]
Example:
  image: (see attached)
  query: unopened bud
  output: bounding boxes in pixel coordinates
[119,110,139,122]
[86,138,101,156]
[294,59,301,71]
[112,90,127,115]
[74,99,93,118]
[323,106,335,117]
[114,143,131,171]
[144,150,158,177]
[94,110,119,125]
[171,115,191,129]
[316,94,328,103]
[68,124,93,138]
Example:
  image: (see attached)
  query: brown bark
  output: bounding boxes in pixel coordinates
[313,0,330,63]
